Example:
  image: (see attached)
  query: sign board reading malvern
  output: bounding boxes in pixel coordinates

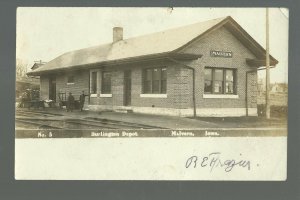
[210,50,233,58]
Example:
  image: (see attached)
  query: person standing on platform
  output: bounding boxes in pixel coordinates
[67,92,75,112]
[79,91,88,111]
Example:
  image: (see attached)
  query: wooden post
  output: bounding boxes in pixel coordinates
[266,8,271,119]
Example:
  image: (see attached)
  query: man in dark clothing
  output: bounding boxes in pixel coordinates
[79,91,88,111]
[67,92,75,112]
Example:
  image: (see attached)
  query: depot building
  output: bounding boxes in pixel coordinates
[27,16,278,117]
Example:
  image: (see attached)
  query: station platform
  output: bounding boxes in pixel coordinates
[16,107,287,129]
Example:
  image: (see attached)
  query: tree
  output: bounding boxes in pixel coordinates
[16,58,28,78]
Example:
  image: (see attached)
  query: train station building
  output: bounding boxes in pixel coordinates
[27,16,278,117]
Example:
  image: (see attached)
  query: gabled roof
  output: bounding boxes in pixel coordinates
[31,62,45,70]
[27,16,278,76]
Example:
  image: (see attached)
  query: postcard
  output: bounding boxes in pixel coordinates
[15,7,288,180]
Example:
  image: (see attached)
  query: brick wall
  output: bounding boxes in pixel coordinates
[88,60,192,109]
[130,62,192,109]
[56,70,89,101]
[40,70,89,102]
[39,25,259,115]
[178,26,258,109]
[89,69,124,106]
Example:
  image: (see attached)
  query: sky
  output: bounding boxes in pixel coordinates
[16,7,289,83]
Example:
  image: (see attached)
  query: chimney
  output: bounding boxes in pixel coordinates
[113,27,123,42]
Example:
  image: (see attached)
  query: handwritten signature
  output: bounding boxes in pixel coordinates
[185,152,251,172]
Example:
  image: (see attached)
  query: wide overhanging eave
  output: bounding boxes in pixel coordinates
[246,58,278,67]
[26,52,203,76]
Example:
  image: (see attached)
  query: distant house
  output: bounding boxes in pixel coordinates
[31,60,46,71]
[27,16,278,117]
[271,83,288,93]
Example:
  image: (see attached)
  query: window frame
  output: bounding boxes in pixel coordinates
[204,67,236,95]
[66,75,75,85]
[101,71,112,94]
[225,69,235,94]
[142,67,167,94]
[91,71,98,95]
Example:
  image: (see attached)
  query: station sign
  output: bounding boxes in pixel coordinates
[210,50,233,58]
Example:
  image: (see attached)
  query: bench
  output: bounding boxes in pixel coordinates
[58,92,81,109]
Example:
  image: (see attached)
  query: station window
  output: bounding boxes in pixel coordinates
[204,67,236,94]
[101,71,112,94]
[67,75,74,84]
[91,72,97,94]
[143,67,167,94]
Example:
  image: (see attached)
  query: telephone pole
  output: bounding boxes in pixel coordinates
[265,8,271,119]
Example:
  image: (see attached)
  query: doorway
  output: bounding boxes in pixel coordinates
[124,70,131,106]
[49,76,56,101]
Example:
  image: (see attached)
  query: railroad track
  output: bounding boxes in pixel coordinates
[16,110,63,118]
[15,118,62,129]
[15,110,166,129]
[84,117,166,129]
[15,117,120,129]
